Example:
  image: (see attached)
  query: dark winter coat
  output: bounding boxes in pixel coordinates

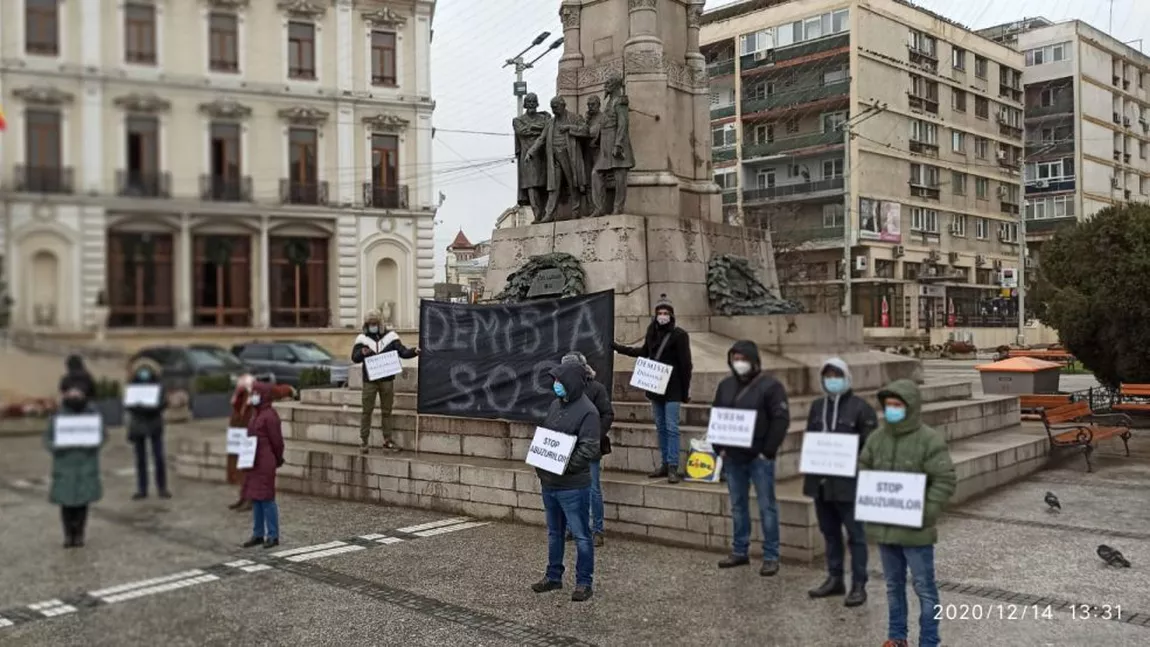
[801,358,879,503]
[351,325,417,383]
[536,363,601,490]
[709,340,791,463]
[584,376,614,456]
[59,355,96,399]
[44,403,105,507]
[613,316,693,402]
[126,370,167,442]
[241,383,286,502]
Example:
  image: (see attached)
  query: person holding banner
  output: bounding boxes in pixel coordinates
[802,358,878,607]
[857,380,956,647]
[561,352,613,547]
[351,310,419,454]
[531,362,602,602]
[125,365,170,500]
[709,340,790,577]
[241,382,286,548]
[45,383,106,548]
[227,376,294,511]
[612,294,692,483]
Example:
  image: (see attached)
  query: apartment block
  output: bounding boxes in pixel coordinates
[702,0,1025,339]
[1,0,437,333]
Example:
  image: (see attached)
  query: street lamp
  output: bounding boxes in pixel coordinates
[503,32,562,116]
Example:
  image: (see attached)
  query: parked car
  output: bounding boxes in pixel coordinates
[128,344,269,394]
[230,340,351,387]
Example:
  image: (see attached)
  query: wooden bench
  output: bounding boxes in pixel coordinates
[1019,393,1073,421]
[1041,401,1132,472]
[1007,349,1075,365]
[1112,384,1150,415]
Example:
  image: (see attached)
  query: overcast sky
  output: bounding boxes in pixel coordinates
[428,0,1148,281]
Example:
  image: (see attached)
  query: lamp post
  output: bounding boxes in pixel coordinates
[503,32,563,116]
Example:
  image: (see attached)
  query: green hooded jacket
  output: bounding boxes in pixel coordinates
[857,379,956,546]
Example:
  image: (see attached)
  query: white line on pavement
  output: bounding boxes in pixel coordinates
[397,517,471,533]
[27,600,65,611]
[0,617,13,628]
[89,570,208,598]
[284,545,365,562]
[240,564,273,573]
[40,606,76,618]
[412,521,490,537]
[358,533,387,540]
[375,537,404,545]
[101,574,220,604]
[270,541,347,558]
[224,560,254,568]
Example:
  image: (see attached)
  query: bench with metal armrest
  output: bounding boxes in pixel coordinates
[1019,393,1073,421]
[1111,384,1150,415]
[1040,400,1132,472]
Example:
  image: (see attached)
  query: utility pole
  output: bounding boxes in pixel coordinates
[503,33,563,116]
[840,101,886,316]
[1017,198,1027,346]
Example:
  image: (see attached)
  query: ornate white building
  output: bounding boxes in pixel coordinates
[0,0,437,332]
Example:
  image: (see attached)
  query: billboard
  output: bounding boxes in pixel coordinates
[858,198,902,243]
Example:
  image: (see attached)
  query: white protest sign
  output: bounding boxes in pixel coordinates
[236,436,259,470]
[226,427,249,455]
[525,427,577,475]
[123,383,162,408]
[799,432,860,477]
[854,470,928,528]
[53,414,103,449]
[364,350,402,381]
[705,407,758,448]
[629,357,673,395]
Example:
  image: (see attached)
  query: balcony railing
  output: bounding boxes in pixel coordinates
[742,79,849,115]
[1000,200,1020,215]
[280,179,329,206]
[710,105,736,120]
[1025,216,1077,234]
[707,59,735,77]
[116,170,170,198]
[1025,140,1074,157]
[721,189,738,205]
[200,174,253,202]
[743,131,841,159]
[1025,102,1074,119]
[712,147,737,163]
[15,165,74,194]
[363,183,409,209]
[744,177,844,203]
[740,33,849,73]
[1025,178,1075,194]
[909,183,941,200]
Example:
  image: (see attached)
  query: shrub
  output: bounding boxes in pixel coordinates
[194,373,234,394]
[93,377,122,399]
[299,367,331,390]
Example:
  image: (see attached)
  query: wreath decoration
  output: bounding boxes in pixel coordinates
[706,253,804,316]
[494,252,586,303]
[285,238,311,266]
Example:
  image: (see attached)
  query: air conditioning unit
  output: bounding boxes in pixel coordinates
[855,255,868,271]
[993,259,1004,270]
[996,185,1008,198]
[948,251,959,264]
[1125,153,1132,163]
[1124,79,1131,90]
[1111,177,1120,189]
[893,245,906,258]
[927,250,941,263]
[754,49,775,62]
[1114,112,1121,123]
[975,254,987,266]
[1124,117,1132,127]
[1035,179,1049,188]
[1113,75,1121,85]
[996,150,1007,160]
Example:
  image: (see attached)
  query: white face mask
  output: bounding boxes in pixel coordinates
[731,360,752,376]
[249,394,262,407]
[656,314,671,326]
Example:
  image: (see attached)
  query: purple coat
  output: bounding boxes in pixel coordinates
[240,384,285,502]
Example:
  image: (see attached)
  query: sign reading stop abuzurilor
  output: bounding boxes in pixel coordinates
[525,427,577,475]
[854,470,928,528]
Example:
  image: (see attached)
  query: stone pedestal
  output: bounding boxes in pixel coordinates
[484,214,778,341]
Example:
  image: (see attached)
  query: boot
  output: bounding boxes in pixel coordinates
[808,576,846,598]
[227,499,243,510]
[263,538,280,549]
[647,464,669,479]
[717,554,750,569]
[667,467,681,484]
[759,560,779,577]
[531,578,562,593]
[132,492,147,500]
[242,536,265,548]
[571,586,593,602]
[236,500,252,512]
[844,582,867,607]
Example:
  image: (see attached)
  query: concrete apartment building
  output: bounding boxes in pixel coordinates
[1,0,437,333]
[701,0,1027,343]
[978,17,1150,258]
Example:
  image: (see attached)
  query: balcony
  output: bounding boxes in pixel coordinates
[741,33,849,73]
[15,165,73,194]
[1000,200,1020,215]
[998,84,1023,103]
[200,174,252,202]
[907,45,938,73]
[712,147,737,163]
[1025,139,1074,157]
[710,104,736,120]
[741,79,849,115]
[707,59,735,78]
[909,140,940,157]
[721,189,738,205]
[280,179,329,206]
[997,120,1023,140]
[116,170,170,198]
[363,183,409,209]
[742,131,841,159]
[909,183,941,200]
[743,177,844,204]
[1025,178,1075,194]
[1025,216,1077,235]
[908,92,939,115]
[1025,102,1074,120]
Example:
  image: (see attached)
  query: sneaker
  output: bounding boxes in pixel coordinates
[647,465,668,478]
[808,576,846,598]
[594,533,604,547]
[718,554,750,569]
[881,641,908,647]
[531,578,562,593]
[760,560,780,577]
[242,536,265,548]
[571,586,593,602]
[667,468,681,484]
[844,583,867,608]
[263,538,280,549]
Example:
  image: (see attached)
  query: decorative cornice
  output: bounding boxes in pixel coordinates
[363,113,409,133]
[362,6,406,29]
[629,0,658,10]
[687,2,704,29]
[12,86,75,106]
[204,0,250,10]
[277,105,330,126]
[114,92,172,113]
[277,0,326,19]
[199,98,252,119]
[559,3,580,30]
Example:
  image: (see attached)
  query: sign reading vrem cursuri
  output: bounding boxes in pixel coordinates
[417,291,615,422]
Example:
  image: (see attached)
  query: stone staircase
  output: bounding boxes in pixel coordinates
[175,364,1050,562]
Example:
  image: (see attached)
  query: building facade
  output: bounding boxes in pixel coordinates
[702,0,1026,339]
[1,0,437,333]
[443,230,488,300]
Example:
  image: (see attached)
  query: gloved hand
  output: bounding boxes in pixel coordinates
[276,457,285,468]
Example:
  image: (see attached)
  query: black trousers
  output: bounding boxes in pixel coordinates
[60,505,89,539]
[814,498,868,584]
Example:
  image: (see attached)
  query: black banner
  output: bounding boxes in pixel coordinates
[417,291,615,422]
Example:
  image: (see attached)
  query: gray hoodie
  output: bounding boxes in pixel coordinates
[801,357,879,503]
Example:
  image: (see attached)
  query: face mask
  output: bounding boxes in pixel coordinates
[137,370,152,381]
[368,326,380,334]
[249,394,262,407]
[656,314,671,326]
[553,382,567,399]
[731,360,752,376]
[63,397,87,412]
[823,377,846,394]
[884,405,907,424]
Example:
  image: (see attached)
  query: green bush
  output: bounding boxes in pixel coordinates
[93,377,121,399]
[299,367,331,389]
[194,373,234,394]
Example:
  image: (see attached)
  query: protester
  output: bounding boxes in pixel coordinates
[531,362,601,602]
[46,381,105,548]
[59,354,96,399]
[561,352,613,547]
[227,375,293,511]
[612,294,692,483]
[241,382,286,548]
[125,364,170,500]
[803,358,878,606]
[351,310,419,454]
[859,379,956,647]
[709,340,789,576]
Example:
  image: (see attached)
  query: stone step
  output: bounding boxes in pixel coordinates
[173,422,1050,562]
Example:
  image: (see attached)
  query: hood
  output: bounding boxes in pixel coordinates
[251,381,274,409]
[819,357,853,394]
[549,362,587,403]
[66,354,86,373]
[727,340,761,380]
[876,379,922,435]
[561,352,595,380]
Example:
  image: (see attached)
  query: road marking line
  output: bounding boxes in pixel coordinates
[89,570,207,597]
[41,605,76,618]
[101,574,219,604]
[412,521,489,537]
[113,468,136,477]
[0,617,13,628]
[271,541,346,558]
[375,537,404,545]
[28,600,65,611]
[240,564,272,573]
[358,533,387,540]
[224,560,254,568]
[397,517,470,533]
[285,545,365,562]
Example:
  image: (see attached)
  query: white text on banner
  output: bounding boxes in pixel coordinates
[123,384,162,408]
[226,427,248,455]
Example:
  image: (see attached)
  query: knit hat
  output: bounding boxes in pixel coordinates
[364,310,381,323]
[561,352,596,379]
[654,293,674,315]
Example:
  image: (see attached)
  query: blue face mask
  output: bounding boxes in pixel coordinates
[137,370,152,381]
[884,405,907,424]
[368,326,380,334]
[553,382,567,399]
[823,377,846,394]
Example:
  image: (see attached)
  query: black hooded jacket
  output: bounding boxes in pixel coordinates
[613,315,693,402]
[536,363,602,490]
[59,355,96,399]
[709,340,791,463]
[583,376,615,456]
[126,368,167,441]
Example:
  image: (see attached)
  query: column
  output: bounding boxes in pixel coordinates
[557,1,584,106]
[258,216,270,328]
[685,1,705,67]
[625,0,660,48]
[337,105,355,204]
[177,215,192,327]
[81,0,104,194]
[336,0,353,93]
[416,12,432,97]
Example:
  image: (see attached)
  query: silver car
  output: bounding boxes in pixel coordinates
[231,341,351,388]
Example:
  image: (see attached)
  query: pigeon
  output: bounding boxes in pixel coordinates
[1044,491,1061,511]
[1097,544,1131,568]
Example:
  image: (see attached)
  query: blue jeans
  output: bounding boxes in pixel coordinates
[133,433,167,495]
[724,457,779,560]
[541,487,594,588]
[651,400,682,467]
[815,499,868,584]
[252,500,280,540]
[879,544,940,647]
[589,461,604,534]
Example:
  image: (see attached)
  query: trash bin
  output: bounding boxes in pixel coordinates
[975,357,1062,394]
